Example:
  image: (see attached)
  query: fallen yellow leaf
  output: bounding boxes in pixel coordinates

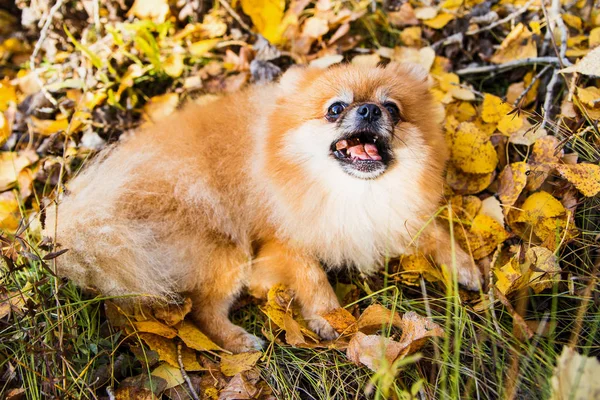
[220,351,262,377]
[134,320,178,338]
[397,254,444,286]
[189,39,220,57]
[151,363,185,389]
[423,12,455,29]
[0,151,37,192]
[163,53,185,78]
[0,77,16,111]
[450,122,498,174]
[481,94,512,124]
[177,321,222,351]
[468,214,511,259]
[491,23,537,64]
[495,258,524,295]
[241,0,286,43]
[553,163,600,197]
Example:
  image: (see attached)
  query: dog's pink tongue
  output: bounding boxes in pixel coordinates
[348,143,382,161]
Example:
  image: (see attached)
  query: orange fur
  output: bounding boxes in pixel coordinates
[45,63,481,352]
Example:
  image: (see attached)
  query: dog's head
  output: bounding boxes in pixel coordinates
[264,63,446,181]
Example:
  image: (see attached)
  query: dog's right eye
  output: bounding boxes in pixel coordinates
[326,102,346,121]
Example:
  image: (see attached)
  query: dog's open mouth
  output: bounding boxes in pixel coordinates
[330,133,391,178]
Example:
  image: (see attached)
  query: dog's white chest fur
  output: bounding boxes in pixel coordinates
[257,121,435,273]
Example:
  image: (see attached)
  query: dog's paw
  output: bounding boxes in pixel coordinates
[457,263,483,291]
[223,327,265,353]
[307,315,339,341]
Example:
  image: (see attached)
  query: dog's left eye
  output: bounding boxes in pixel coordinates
[326,102,347,121]
[384,102,401,123]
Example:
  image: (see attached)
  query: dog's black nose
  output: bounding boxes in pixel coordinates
[357,103,382,122]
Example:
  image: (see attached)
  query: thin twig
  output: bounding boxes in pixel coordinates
[541,68,560,130]
[456,57,561,75]
[513,64,552,106]
[431,32,463,50]
[467,0,536,36]
[30,0,64,107]
[218,0,253,34]
[177,343,200,400]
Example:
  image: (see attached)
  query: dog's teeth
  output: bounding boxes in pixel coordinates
[336,140,348,150]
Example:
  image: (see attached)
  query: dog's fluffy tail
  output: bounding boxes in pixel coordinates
[43,146,176,300]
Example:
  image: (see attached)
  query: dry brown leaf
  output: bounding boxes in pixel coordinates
[218,371,260,400]
[395,312,444,358]
[177,321,222,352]
[525,247,560,293]
[139,333,202,370]
[498,162,530,216]
[357,304,402,334]
[0,290,26,319]
[283,313,306,346]
[347,332,405,371]
[321,308,358,335]
[220,351,262,377]
[348,312,443,371]
[560,46,600,76]
[550,347,600,400]
[446,162,495,194]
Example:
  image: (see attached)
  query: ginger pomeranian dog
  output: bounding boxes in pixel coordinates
[45,63,482,352]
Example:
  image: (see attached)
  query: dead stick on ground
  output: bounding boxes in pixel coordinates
[177,342,200,400]
[467,0,536,36]
[513,65,552,107]
[30,0,64,106]
[218,0,253,34]
[456,57,561,75]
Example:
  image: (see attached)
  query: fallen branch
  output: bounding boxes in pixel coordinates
[177,343,200,400]
[30,0,64,106]
[513,64,552,106]
[467,0,536,36]
[218,0,253,35]
[456,57,561,75]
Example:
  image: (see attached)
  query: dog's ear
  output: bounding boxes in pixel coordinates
[386,62,430,85]
[278,66,308,95]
